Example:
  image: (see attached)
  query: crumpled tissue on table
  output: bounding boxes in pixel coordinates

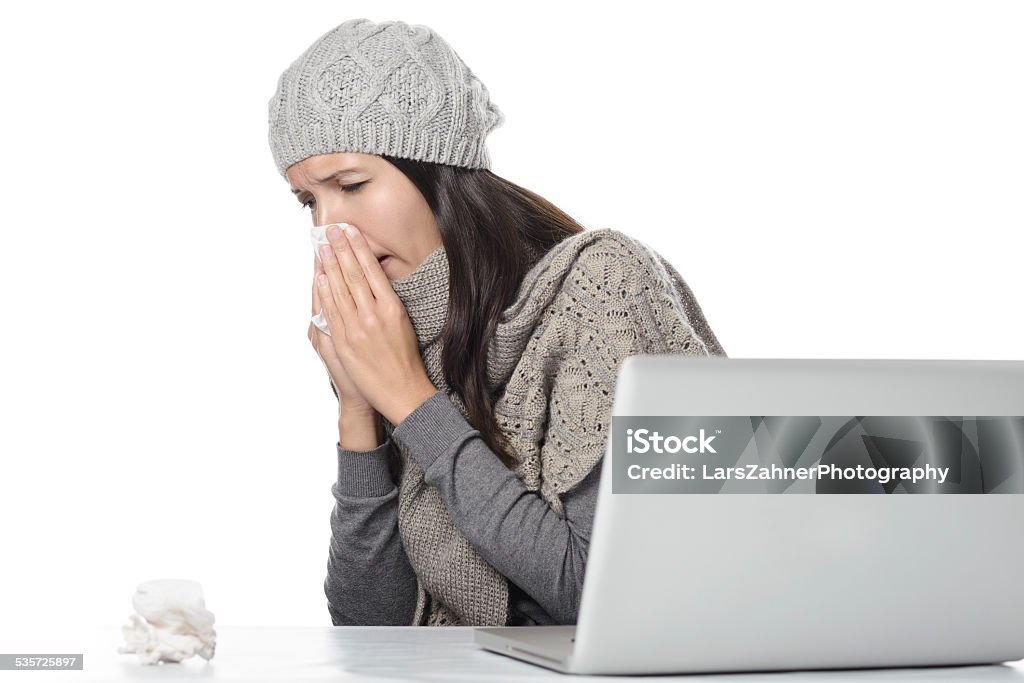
[117,579,217,665]
[310,222,350,337]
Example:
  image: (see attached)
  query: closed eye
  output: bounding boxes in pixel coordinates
[299,181,369,211]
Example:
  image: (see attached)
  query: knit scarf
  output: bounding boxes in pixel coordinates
[380,228,727,626]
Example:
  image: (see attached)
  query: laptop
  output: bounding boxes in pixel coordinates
[474,357,1024,675]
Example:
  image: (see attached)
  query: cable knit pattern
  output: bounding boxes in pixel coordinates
[383,228,727,626]
[268,18,504,176]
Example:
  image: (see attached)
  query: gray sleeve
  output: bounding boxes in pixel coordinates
[325,438,419,626]
[390,390,602,625]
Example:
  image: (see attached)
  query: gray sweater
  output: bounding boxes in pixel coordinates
[325,389,601,626]
[324,228,727,626]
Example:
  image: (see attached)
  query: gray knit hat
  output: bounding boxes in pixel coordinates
[268,18,505,177]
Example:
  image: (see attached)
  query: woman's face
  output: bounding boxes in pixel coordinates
[286,152,442,280]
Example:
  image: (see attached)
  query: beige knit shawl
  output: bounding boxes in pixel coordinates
[380,228,727,626]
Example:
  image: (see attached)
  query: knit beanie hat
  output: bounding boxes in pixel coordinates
[268,18,505,177]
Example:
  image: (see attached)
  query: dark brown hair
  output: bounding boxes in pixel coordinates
[381,155,585,468]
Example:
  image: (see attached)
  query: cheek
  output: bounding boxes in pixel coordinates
[364,186,424,242]
[376,184,418,218]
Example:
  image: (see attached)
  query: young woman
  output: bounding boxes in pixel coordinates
[268,18,728,627]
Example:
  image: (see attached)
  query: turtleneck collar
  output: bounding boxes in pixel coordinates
[389,245,449,350]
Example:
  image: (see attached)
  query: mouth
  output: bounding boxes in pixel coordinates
[377,255,391,266]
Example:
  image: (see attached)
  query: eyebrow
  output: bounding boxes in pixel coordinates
[290,168,364,194]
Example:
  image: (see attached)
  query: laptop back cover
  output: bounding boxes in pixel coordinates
[571,357,1024,675]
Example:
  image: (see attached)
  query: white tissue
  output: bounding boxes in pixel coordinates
[310,222,350,337]
[117,579,217,665]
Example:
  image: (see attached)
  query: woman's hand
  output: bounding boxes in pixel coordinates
[308,254,375,417]
[315,223,438,427]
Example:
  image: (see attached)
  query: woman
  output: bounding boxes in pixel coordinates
[267,18,728,627]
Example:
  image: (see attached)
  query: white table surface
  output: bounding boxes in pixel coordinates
[5,624,1024,682]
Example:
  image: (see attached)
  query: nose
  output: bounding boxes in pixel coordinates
[316,214,351,230]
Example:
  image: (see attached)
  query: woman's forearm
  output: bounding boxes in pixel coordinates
[326,434,419,626]
[338,409,382,451]
[390,390,600,625]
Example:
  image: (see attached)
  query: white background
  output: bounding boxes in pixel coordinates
[1,0,1021,634]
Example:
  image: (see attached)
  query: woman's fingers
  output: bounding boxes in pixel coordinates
[323,225,375,313]
[311,254,319,317]
[318,239,357,324]
[338,224,390,304]
[316,264,350,342]
[323,226,369,312]
[311,253,343,343]
[310,253,321,343]
[309,256,322,344]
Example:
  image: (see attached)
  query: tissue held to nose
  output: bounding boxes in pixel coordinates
[310,223,348,337]
[118,579,217,665]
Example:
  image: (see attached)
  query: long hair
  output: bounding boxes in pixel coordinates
[382,155,585,469]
